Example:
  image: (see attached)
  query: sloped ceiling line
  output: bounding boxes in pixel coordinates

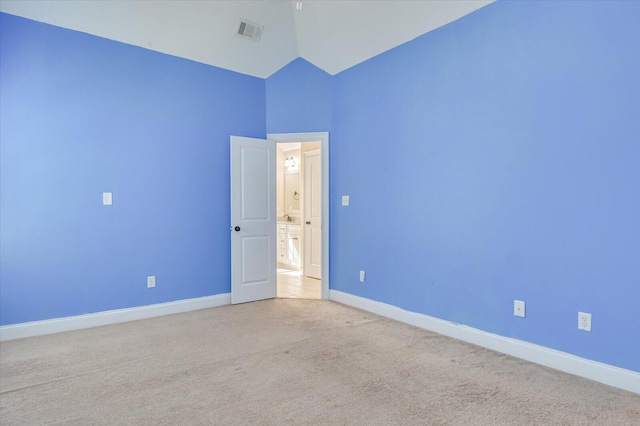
[0,0,494,78]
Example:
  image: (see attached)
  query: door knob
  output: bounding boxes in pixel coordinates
[306,221,311,225]
[234,226,241,232]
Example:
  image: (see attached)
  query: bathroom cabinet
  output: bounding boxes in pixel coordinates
[277,222,301,269]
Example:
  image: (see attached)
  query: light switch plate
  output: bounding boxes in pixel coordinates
[359,270,365,282]
[342,195,350,206]
[514,300,525,318]
[102,192,113,205]
[147,276,156,288]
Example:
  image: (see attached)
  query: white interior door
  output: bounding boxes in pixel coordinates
[230,136,276,304]
[304,149,322,279]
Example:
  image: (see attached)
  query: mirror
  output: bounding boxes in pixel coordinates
[285,171,300,214]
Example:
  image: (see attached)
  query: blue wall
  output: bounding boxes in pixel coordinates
[330,1,640,371]
[2,1,639,373]
[0,13,265,325]
[266,58,332,134]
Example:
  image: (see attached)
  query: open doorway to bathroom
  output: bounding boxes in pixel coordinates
[275,141,322,299]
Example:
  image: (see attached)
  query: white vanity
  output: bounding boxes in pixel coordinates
[277,160,302,268]
[277,222,301,269]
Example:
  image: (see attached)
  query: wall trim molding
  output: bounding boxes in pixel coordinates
[329,290,640,394]
[0,293,231,342]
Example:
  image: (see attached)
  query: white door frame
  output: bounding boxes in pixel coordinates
[268,132,329,300]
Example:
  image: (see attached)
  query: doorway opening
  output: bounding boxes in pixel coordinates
[275,141,320,299]
[269,132,329,300]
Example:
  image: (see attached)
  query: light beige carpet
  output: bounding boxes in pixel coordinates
[1,299,638,425]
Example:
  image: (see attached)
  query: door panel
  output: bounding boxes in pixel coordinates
[231,136,276,304]
[241,236,270,284]
[241,147,270,220]
[310,227,322,266]
[304,149,322,279]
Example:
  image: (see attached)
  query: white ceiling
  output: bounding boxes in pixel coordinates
[0,0,494,78]
[279,142,301,152]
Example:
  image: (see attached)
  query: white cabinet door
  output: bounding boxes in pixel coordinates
[287,225,301,268]
[230,136,276,304]
[277,225,288,264]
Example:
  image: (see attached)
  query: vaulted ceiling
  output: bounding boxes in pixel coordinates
[0,0,494,78]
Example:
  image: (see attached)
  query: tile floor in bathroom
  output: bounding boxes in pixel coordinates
[277,267,321,299]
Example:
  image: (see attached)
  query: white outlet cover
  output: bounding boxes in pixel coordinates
[359,270,365,282]
[342,195,350,206]
[147,276,156,288]
[578,312,592,332]
[102,192,113,205]
[514,300,525,318]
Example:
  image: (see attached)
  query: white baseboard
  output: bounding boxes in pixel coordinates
[329,290,640,395]
[0,293,231,342]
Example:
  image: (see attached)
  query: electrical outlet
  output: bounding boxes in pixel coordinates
[147,276,156,288]
[102,192,113,205]
[359,270,365,282]
[342,195,350,206]
[514,300,525,318]
[578,312,591,332]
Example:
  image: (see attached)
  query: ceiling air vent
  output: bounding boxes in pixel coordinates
[236,19,263,42]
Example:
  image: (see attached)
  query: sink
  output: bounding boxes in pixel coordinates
[278,217,300,224]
